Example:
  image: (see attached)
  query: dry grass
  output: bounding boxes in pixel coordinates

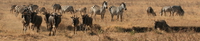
[0,0,200,41]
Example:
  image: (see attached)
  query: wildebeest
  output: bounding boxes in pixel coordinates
[171,5,184,16]
[10,5,17,13]
[28,4,39,12]
[81,14,93,32]
[52,4,61,12]
[48,12,62,36]
[90,1,107,20]
[61,5,75,14]
[146,7,156,16]
[109,2,127,22]
[75,7,87,15]
[30,12,42,32]
[21,8,32,33]
[71,15,80,34]
[154,20,169,31]
[42,12,51,30]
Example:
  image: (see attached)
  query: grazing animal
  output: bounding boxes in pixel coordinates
[30,12,42,32]
[81,14,93,32]
[160,6,173,16]
[90,1,108,20]
[171,5,184,16]
[42,12,51,30]
[61,5,75,14]
[38,7,47,14]
[75,7,87,15]
[28,4,39,12]
[71,15,80,34]
[154,20,169,31]
[52,4,61,12]
[146,7,156,16]
[10,5,17,13]
[109,2,127,22]
[21,8,32,33]
[48,12,62,36]
[15,5,29,17]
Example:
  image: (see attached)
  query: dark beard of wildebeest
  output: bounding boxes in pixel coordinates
[81,14,93,33]
[71,15,80,34]
[146,7,156,16]
[109,2,127,22]
[48,13,62,36]
[90,1,107,20]
[30,12,42,32]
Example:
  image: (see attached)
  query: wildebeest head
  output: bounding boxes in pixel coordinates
[71,15,79,25]
[120,2,127,10]
[51,12,62,18]
[81,14,89,19]
[102,1,108,9]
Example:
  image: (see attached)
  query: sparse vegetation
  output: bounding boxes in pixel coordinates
[0,0,200,41]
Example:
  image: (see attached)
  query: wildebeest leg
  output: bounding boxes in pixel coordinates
[23,25,27,33]
[111,14,114,21]
[49,26,53,36]
[37,25,41,32]
[84,25,87,33]
[52,26,56,36]
[74,26,76,34]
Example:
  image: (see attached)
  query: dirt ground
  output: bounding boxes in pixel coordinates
[0,0,200,41]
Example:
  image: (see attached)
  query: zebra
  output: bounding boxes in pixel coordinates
[160,6,184,16]
[27,4,39,12]
[15,5,29,17]
[61,5,75,14]
[109,2,127,22]
[52,4,61,13]
[90,1,108,20]
[38,7,47,14]
[160,6,173,16]
[75,7,87,15]
[171,5,184,16]
[10,5,17,14]
[146,7,156,16]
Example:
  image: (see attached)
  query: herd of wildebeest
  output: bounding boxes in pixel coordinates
[9,1,185,36]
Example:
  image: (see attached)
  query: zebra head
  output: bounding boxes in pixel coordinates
[102,1,108,9]
[120,2,127,10]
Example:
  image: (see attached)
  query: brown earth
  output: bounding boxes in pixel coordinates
[0,0,200,41]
